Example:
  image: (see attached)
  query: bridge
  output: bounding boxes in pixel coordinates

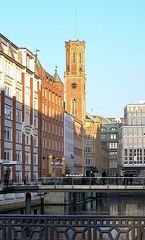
[1,176,145,194]
[1,177,145,239]
[0,214,144,240]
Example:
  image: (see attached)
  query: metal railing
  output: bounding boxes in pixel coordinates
[0,214,145,240]
[2,176,145,185]
[39,176,145,187]
[2,177,145,192]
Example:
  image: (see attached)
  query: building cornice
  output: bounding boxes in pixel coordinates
[0,51,24,69]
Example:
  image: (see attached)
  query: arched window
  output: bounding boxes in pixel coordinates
[71,98,77,117]
[73,52,76,63]
[79,52,82,63]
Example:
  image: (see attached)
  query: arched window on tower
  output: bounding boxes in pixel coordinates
[79,52,82,63]
[73,52,76,63]
[71,98,77,117]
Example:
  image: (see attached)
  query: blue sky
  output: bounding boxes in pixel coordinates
[1,0,145,117]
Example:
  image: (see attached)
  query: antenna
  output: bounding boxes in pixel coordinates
[74,9,78,39]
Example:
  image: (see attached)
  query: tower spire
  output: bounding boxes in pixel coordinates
[74,9,78,40]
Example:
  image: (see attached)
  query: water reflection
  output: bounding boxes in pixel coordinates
[5,193,145,216]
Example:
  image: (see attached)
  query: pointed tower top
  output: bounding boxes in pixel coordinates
[53,66,62,82]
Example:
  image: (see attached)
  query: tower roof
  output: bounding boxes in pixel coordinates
[53,67,62,82]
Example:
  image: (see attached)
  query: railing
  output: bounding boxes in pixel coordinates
[2,176,145,189]
[39,176,145,187]
[0,214,145,240]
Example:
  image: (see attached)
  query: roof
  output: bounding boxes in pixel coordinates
[86,112,100,122]
[53,68,62,82]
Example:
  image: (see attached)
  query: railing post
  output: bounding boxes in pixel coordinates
[137,225,142,240]
[25,192,31,214]
[40,193,44,215]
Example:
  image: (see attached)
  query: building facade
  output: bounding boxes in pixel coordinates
[64,40,86,174]
[64,112,74,174]
[85,113,101,175]
[0,33,65,181]
[0,34,40,182]
[101,122,120,176]
[119,102,145,176]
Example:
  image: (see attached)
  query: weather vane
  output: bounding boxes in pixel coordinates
[55,66,58,72]
[35,49,40,56]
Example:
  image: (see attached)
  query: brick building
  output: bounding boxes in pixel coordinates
[64,40,86,174]
[0,33,64,181]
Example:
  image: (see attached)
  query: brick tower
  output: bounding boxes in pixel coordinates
[64,40,86,123]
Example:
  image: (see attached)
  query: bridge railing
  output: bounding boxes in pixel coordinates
[3,176,145,187]
[38,176,145,187]
[0,214,144,240]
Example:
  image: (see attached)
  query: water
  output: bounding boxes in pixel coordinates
[5,192,145,216]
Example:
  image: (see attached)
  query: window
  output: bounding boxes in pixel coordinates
[25,106,30,122]
[33,154,38,165]
[16,109,21,122]
[45,88,48,99]
[4,149,12,160]
[71,98,77,117]
[16,150,21,162]
[4,105,12,119]
[34,98,38,110]
[16,129,22,143]
[79,52,82,63]
[16,89,22,102]
[34,116,37,128]
[110,134,117,139]
[25,152,30,164]
[5,83,12,97]
[25,133,30,145]
[73,52,76,63]
[109,142,117,149]
[4,127,12,140]
[33,136,37,146]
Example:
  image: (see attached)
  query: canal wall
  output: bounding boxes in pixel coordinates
[0,193,40,212]
[44,192,95,205]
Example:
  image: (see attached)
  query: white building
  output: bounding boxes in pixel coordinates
[0,33,40,182]
[64,112,74,174]
[119,102,145,175]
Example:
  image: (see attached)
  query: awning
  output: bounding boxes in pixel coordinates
[0,159,17,166]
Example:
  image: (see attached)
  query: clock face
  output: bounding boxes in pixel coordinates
[71,82,77,89]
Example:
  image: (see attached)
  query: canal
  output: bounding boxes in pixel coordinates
[4,192,145,216]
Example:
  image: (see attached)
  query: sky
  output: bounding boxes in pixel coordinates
[1,0,145,118]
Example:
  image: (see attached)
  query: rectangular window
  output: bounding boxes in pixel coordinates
[5,83,12,97]
[16,89,22,102]
[34,97,38,110]
[4,127,12,140]
[16,150,21,162]
[34,116,37,128]
[33,154,38,165]
[25,152,30,164]
[4,105,12,119]
[16,109,21,122]
[33,136,37,146]
[4,149,12,160]
[16,129,22,143]
[25,133,30,145]
[110,134,117,139]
